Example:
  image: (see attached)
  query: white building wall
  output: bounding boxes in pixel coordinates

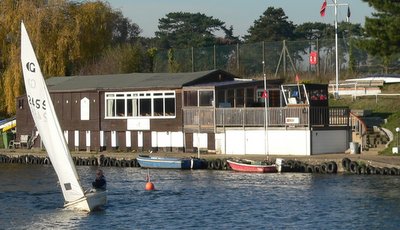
[215,128,312,156]
[151,131,184,149]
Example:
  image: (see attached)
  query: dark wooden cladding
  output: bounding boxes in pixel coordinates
[185,133,194,152]
[143,131,152,151]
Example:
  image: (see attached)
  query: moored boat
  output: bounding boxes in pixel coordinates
[137,155,206,169]
[227,159,278,173]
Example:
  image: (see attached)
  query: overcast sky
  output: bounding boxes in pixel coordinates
[106,0,374,38]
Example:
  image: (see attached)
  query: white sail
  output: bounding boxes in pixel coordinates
[20,22,85,203]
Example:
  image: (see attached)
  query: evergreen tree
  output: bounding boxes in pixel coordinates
[360,0,400,73]
[156,12,235,49]
[244,7,295,43]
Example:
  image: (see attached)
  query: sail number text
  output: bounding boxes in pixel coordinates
[27,95,46,110]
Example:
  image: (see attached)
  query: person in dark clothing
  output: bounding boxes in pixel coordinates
[92,169,107,190]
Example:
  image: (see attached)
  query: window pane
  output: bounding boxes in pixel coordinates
[106,99,115,117]
[184,91,197,106]
[126,99,138,117]
[216,90,225,107]
[154,98,163,116]
[165,98,175,116]
[140,98,151,116]
[227,89,234,107]
[246,88,254,107]
[199,91,213,106]
[116,99,125,116]
[236,89,244,107]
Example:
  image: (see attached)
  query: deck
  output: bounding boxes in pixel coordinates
[183,106,350,132]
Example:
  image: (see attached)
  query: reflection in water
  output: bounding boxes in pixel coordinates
[1,164,400,229]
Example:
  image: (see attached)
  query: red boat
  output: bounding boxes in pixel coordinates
[227,159,278,173]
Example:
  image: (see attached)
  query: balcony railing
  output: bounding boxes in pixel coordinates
[183,106,350,132]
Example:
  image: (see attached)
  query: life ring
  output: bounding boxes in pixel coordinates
[342,158,351,172]
[349,161,358,174]
[327,161,337,174]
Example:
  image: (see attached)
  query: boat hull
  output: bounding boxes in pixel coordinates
[64,190,107,212]
[137,156,205,169]
[227,159,277,173]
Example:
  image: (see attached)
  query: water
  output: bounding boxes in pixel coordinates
[1,164,400,229]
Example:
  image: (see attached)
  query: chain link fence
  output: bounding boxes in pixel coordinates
[153,39,400,82]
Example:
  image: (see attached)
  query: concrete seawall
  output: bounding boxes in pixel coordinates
[2,148,400,174]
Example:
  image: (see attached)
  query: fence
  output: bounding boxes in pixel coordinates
[153,38,396,80]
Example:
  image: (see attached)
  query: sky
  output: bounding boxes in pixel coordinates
[106,0,375,38]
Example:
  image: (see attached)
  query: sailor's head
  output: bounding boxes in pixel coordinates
[96,169,103,177]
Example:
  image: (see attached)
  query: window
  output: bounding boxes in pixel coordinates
[105,91,175,119]
[245,88,254,107]
[199,90,213,106]
[227,89,234,107]
[236,89,244,107]
[184,91,198,106]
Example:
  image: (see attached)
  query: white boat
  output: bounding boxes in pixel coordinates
[20,22,107,212]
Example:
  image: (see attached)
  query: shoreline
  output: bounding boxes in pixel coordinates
[2,148,400,172]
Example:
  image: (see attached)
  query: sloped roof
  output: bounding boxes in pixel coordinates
[46,69,236,92]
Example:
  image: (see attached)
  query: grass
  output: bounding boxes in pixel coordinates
[329,83,400,155]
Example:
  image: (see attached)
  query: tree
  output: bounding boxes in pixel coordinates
[294,22,334,40]
[359,0,400,73]
[244,7,295,43]
[78,43,149,75]
[0,0,141,115]
[155,12,235,49]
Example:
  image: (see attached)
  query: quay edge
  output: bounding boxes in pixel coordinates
[2,149,400,173]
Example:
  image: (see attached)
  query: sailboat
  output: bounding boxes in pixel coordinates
[20,21,107,212]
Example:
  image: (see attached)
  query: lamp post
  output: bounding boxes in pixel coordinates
[396,127,400,152]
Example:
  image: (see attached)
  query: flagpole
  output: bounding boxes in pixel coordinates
[262,61,268,158]
[334,0,339,98]
[322,0,349,99]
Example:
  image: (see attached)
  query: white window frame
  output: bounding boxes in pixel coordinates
[105,91,176,119]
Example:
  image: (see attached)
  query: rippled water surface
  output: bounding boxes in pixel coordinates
[1,164,400,229]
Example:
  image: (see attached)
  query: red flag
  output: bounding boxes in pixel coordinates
[262,90,268,98]
[320,0,327,17]
[295,74,300,83]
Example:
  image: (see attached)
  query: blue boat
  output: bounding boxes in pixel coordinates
[136,155,206,169]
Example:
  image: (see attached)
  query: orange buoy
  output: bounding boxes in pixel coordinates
[145,181,155,191]
[145,169,155,190]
